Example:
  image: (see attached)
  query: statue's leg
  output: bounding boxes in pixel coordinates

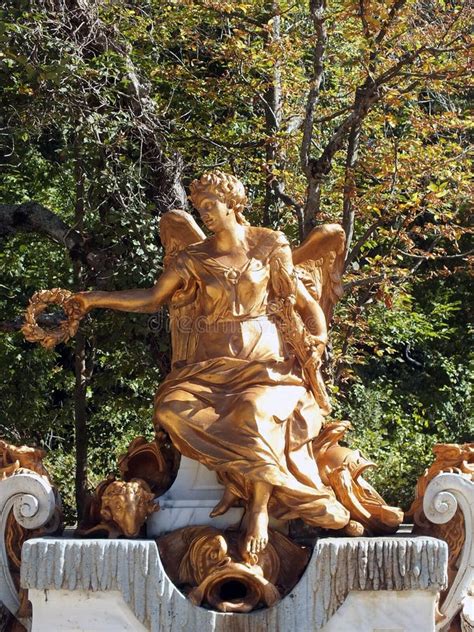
[244,480,273,555]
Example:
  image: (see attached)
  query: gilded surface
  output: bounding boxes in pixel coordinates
[21,287,82,350]
[77,476,157,538]
[31,170,402,559]
[314,421,404,534]
[0,439,50,480]
[158,525,310,612]
[118,434,180,497]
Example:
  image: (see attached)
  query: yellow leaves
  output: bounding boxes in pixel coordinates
[195,0,250,14]
[385,113,398,128]
[233,28,247,39]
[18,85,33,95]
[366,205,382,217]
[427,182,449,198]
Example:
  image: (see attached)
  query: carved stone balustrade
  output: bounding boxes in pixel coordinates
[22,536,447,632]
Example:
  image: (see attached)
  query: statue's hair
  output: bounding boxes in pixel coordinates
[189,170,250,226]
[102,479,152,501]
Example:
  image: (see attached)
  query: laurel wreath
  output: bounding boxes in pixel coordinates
[21,288,83,350]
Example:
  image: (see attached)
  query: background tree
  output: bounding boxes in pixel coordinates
[0,0,472,517]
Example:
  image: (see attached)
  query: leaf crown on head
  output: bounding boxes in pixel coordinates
[189,170,249,225]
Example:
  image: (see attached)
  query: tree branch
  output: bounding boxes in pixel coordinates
[396,248,474,260]
[345,138,399,269]
[0,313,64,334]
[273,183,305,241]
[342,121,362,253]
[300,0,327,176]
[374,0,408,45]
[345,218,383,268]
[0,202,84,256]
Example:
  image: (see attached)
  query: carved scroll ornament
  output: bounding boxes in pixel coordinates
[407,443,474,632]
[0,439,63,631]
[314,420,404,535]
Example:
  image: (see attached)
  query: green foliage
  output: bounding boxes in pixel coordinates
[332,276,473,509]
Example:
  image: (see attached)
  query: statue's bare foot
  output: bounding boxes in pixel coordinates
[244,509,269,555]
[210,488,238,517]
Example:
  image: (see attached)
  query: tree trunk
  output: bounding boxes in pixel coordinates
[303,175,322,238]
[263,2,282,227]
[73,330,88,518]
[342,121,362,255]
[73,138,89,519]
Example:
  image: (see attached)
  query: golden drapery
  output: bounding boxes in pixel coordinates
[154,227,349,529]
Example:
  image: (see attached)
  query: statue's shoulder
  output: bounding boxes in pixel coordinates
[181,237,211,258]
[247,226,289,253]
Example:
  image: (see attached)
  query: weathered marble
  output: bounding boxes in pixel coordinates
[422,472,474,632]
[147,455,286,535]
[462,586,474,632]
[0,470,56,621]
[22,535,447,632]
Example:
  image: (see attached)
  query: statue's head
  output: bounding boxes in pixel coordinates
[99,478,156,537]
[189,170,249,231]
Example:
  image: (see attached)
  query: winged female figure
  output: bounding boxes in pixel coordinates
[67,171,354,555]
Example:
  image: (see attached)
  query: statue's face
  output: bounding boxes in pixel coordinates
[100,481,155,537]
[194,192,233,233]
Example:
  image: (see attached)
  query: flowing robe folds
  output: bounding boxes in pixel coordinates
[154,227,349,529]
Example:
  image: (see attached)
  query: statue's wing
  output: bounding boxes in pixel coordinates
[292,225,346,326]
[159,210,206,366]
[160,209,205,266]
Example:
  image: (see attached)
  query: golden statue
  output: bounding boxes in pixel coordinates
[25,170,402,558]
[77,477,157,538]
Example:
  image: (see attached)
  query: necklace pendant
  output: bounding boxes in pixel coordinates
[226,268,240,284]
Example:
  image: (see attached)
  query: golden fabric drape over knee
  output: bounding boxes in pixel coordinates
[153,227,349,530]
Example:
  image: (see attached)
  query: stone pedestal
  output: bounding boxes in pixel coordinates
[22,536,447,632]
[147,456,286,536]
[147,456,244,535]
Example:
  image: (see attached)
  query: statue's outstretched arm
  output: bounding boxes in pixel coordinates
[70,267,183,315]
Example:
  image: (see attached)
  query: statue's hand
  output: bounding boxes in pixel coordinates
[65,292,94,319]
[306,334,326,365]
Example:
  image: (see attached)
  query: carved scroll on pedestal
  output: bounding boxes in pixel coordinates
[407,443,474,632]
[0,440,59,630]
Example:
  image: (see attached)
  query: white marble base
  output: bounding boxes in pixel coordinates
[462,587,474,631]
[27,587,438,632]
[28,590,147,632]
[148,499,244,533]
[163,456,225,502]
[147,455,287,536]
[322,590,436,632]
[22,536,448,632]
